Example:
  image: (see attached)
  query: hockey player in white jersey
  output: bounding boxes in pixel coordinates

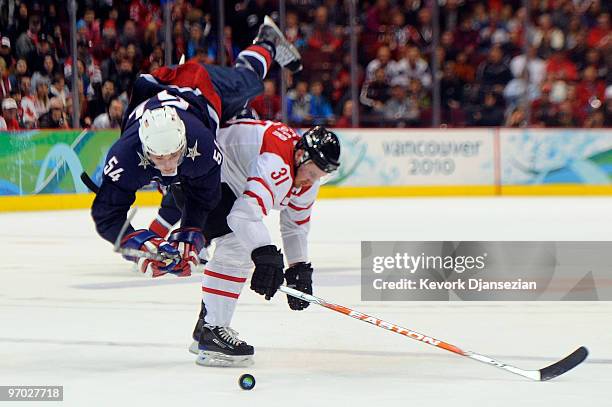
[149,120,340,366]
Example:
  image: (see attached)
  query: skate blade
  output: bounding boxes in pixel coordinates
[188,341,199,355]
[196,351,254,368]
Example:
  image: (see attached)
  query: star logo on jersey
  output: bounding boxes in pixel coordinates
[186,141,201,161]
[137,152,151,169]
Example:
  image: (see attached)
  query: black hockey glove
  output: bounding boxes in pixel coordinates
[251,245,285,300]
[284,262,313,311]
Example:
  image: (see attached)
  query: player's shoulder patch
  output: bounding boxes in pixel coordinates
[260,122,301,167]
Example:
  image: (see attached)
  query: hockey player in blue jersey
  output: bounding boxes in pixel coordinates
[91,16,302,278]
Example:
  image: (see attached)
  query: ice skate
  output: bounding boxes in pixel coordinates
[253,15,303,73]
[194,325,254,367]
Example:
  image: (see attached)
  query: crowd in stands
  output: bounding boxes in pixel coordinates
[0,0,610,131]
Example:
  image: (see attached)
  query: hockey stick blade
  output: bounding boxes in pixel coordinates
[80,171,100,193]
[116,247,167,262]
[538,346,588,381]
[112,207,178,262]
[279,286,588,381]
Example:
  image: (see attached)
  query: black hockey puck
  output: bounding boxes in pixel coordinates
[238,373,256,390]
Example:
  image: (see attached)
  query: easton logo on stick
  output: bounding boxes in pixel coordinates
[348,310,441,345]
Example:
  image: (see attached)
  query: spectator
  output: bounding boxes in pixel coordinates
[439,31,459,62]
[119,20,139,47]
[88,79,116,120]
[604,93,612,127]
[440,61,465,125]
[365,46,394,83]
[469,92,505,126]
[186,22,209,60]
[96,19,119,62]
[28,77,51,122]
[15,14,42,68]
[584,109,605,128]
[0,98,21,130]
[505,106,528,128]
[101,46,126,85]
[584,49,606,79]
[0,37,14,71]
[92,98,124,129]
[31,55,57,92]
[307,6,342,56]
[564,16,583,51]
[0,58,11,101]
[9,58,28,90]
[365,0,392,34]
[114,58,135,97]
[360,67,391,114]
[546,51,578,82]
[411,7,434,50]
[453,52,476,83]
[453,17,479,57]
[308,80,335,125]
[80,8,102,48]
[287,80,312,126]
[531,84,558,127]
[476,45,513,94]
[576,66,606,118]
[304,6,343,80]
[207,26,241,65]
[335,99,355,128]
[38,97,68,129]
[532,14,565,58]
[49,73,69,106]
[479,11,509,50]
[556,100,578,127]
[390,46,432,88]
[285,11,306,49]
[587,12,610,49]
[0,0,608,130]
[383,84,419,127]
[385,10,410,53]
[19,76,37,127]
[510,47,546,86]
[408,78,430,114]
[250,79,281,121]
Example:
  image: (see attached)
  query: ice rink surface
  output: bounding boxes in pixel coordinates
[1,197,611,407]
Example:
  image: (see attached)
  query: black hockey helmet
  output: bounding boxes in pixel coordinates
[295,126,340,173]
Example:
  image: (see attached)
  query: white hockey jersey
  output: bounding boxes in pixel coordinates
[217,119,319,264]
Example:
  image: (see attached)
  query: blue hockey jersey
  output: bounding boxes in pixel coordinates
[92,64,223,244]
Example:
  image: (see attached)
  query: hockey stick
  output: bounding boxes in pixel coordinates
[82,173,169,262]
[279,285,588,381]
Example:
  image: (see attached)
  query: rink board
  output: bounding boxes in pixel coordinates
[1,128,612,211]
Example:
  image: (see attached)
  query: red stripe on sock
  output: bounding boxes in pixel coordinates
[202,286,240,299]
[204,269,247,283]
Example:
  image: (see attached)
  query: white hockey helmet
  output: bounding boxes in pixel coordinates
[138,106,187,158]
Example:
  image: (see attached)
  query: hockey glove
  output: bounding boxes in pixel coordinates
[284,262,313,310]
[251,245,285,300]
[121,229,180,278]
[167,227,206,277]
